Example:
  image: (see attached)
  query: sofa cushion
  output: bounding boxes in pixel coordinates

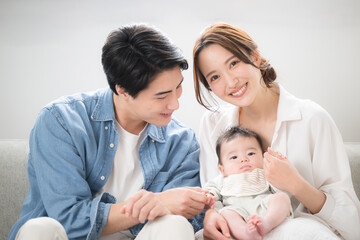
[0,140,359,239]
[0,140,29,239]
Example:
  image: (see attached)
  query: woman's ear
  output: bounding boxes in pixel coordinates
[253,50,262,67]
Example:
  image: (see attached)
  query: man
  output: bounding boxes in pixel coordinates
[9,24,207,240]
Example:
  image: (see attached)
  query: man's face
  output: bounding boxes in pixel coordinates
[120,66,183,127]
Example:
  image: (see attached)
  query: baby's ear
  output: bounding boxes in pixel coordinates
[218,165,225,174]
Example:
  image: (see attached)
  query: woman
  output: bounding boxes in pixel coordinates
[193,23,360,240]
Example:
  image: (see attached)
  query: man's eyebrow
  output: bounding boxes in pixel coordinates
[205,55,236,79]
[154,78,183,96]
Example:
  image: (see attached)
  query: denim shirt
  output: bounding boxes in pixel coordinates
[8,88,203,240]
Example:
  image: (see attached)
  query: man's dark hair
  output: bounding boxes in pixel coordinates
[102,24,188,98]
[216,126,264,164]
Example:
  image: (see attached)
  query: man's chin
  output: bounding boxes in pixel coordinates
[150,118,172,127]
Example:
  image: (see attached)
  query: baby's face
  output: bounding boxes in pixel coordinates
[219,136,263,177]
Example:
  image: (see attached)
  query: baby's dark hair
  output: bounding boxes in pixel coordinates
[216,126,264,165]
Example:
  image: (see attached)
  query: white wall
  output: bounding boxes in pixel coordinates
[1,0,359,141]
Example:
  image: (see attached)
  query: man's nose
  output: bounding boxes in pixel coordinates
[167,93,179,110]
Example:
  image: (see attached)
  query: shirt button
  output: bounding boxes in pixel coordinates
[151,139,155,143]
[100,176,105,181]
[104,126,108,130]
[109,143,114,148]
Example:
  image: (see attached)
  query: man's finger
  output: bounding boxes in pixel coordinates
[138,200,155,223]
[185,186,208,194]
[189,190,208,203]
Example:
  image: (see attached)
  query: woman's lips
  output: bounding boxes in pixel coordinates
[230,83,248,97]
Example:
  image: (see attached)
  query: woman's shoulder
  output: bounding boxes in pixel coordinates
[297,98,334,124]
[279,85,334,124]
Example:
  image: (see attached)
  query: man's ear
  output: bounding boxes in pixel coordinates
[115,85,129,100]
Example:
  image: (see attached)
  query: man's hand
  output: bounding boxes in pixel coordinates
[205,193,217,209]
[120,189,170,223]
[203,209,231,240]
[156,187,208,219]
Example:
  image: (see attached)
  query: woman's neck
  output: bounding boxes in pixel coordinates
[240,83,280,123]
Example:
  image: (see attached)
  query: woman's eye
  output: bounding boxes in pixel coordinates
[210,75,219,81]
[230,61,238,67]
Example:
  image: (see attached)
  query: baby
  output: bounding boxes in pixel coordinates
[204,126,292,240]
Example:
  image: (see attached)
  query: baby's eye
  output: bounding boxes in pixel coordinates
[230,156,237,160]
[248,152,255,156]
[210,75,219,82]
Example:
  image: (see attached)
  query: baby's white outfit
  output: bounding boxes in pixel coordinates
[205,168,291,220]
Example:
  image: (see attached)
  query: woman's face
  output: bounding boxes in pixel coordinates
[198,44,263,107]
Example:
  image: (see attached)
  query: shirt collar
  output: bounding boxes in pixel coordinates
[146,124,166,143]
[91,88,115,122]
[276,84,302,123]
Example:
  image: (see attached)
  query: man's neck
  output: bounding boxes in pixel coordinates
[113,94,147,135]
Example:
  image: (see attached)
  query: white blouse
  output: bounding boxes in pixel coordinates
[198,84,360,240]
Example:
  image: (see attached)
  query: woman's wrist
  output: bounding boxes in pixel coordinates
[291,175,326,214]
[289,172,307,197]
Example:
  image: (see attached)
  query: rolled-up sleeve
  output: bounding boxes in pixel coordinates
[310,110,360,240]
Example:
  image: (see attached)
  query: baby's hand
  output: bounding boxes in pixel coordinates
[205,193,217,209]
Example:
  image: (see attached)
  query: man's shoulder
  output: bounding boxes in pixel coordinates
[37,88,112,126]
[44,88,108,110]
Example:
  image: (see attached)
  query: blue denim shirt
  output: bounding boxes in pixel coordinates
[8,88,203,240]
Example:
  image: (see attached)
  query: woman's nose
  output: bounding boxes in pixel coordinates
[225,72,239,88]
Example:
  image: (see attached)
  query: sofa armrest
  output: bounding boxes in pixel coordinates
[345,142,360,200]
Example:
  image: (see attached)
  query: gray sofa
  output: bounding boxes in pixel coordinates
[1,140,359,239]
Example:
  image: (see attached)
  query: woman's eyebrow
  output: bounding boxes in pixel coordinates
[205,55,236,79]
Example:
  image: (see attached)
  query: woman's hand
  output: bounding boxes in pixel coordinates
[120,189,170,223]
[264,148,326,213]
[203,209,231,240]
[263,148,303,194]
[156,187,208,219]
